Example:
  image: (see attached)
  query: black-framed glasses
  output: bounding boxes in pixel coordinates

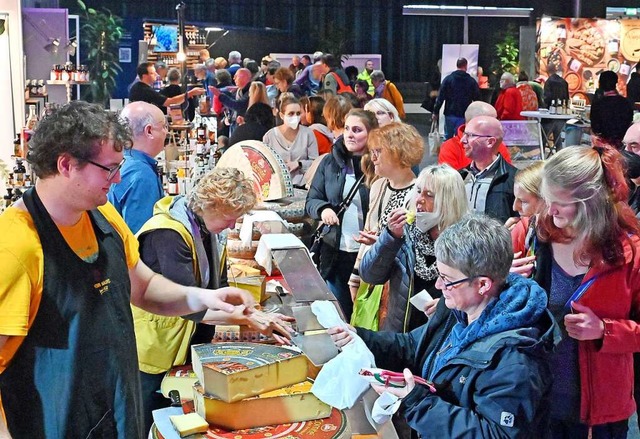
[437,274,487,290]
[462,131,495,140]
[85,157,126,180]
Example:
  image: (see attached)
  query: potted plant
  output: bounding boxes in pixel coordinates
[77,0,124,107]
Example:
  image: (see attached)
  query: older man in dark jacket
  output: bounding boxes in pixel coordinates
[459,116,517,223]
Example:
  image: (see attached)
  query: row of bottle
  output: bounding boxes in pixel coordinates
[25,80,46,97]
[155,52,203,65]
[50,63,90,82]
[7,160,32,188]
[2,187,25,212]
[185,31,206,46]
[549,99,570,115]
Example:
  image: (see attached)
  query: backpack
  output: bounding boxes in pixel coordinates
[330,71,353,94]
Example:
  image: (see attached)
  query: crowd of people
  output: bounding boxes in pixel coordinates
[2,47,640,439]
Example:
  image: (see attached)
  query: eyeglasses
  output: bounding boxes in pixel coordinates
[437,274,487,290]
[85,157,126,180]
[153,119,169,131]
[462,132,495,140]
[623,141,640,153]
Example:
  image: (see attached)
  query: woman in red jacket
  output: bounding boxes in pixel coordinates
[535,143,640,438]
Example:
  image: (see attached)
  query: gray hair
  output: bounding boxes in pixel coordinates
[121,106,156,138]
[205,58,216,69]
[435,213,513,284]
[228,50,241,62]
[370,70,386,82]
[194,63,206,72]
[167,68,181,83]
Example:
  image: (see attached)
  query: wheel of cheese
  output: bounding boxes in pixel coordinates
[152,407,349,439]
[226,239,260,259]
[254,188,308,223]
[216,140,294,201]
[227,228,262,241]
[227,257,281,277]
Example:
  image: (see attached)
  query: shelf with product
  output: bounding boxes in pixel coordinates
[164,112,219,196]
[143,22,209,72]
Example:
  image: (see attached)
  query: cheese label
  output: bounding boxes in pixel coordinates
[193,343,302,375]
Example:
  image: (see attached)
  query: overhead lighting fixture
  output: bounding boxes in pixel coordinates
[65,38,78,56]
[403,5,533,17]
[44,38,61,54]
[205,27,224,32]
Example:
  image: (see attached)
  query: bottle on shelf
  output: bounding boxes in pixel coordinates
[549,100,557,115]
[25,105,38,130]
[24,175,32,187]
[168,173,179,195]
[13,159,26,187]
[20,105,39,159]
[562,100,567,115]
[13,134,21,157]
[3,188,13,210]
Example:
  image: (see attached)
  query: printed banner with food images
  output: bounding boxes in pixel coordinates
[537,17,640,101]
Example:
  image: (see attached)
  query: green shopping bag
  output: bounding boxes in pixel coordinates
[350,281,386,330]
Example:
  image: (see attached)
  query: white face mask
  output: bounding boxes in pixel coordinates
[284,115,301,130]
[415,210,440,233]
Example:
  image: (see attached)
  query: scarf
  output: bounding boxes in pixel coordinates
[407,223,439,281]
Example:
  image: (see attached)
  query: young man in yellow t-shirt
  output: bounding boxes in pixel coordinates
[0,101,268,438]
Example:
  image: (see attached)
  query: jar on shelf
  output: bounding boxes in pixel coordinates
[80,65,90,82]
[54,64,63,81]
[62,62,75,82]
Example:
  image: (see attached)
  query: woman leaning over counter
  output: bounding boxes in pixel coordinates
[330,213,559,438]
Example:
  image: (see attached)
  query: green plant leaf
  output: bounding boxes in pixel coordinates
[77,0,86,11]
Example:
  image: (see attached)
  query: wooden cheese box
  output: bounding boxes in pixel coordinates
[191,342,308,403]
[193,379,331,430]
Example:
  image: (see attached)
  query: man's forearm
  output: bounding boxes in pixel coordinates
[130,261,206,316]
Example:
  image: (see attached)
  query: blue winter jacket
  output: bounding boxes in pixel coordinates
[359,225,434,333]
[358,274,560,439]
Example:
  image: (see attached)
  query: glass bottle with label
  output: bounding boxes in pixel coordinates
[620,61,631,76]
[549,100,557,115]
[13,159,26,186]
[168,173,179,195]
[608,39,619,57]
[4,188,13,209]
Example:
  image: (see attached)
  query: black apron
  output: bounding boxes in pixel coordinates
[0,188,144,438]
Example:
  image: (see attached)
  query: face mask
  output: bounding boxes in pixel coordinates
[284,115,300,130]
[415,210,440,233]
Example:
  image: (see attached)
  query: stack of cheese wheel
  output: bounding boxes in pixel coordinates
[218,141,313,274]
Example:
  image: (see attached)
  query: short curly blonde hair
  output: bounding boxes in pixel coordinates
[367,122,424,168]
[187,168,257,217]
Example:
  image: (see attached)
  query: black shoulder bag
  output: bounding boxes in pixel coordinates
[309,173,365,265]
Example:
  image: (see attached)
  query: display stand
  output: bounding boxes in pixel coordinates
[46,80,90,103]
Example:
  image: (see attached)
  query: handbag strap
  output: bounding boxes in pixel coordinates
[336,172,366,217]
[313,172,366,239]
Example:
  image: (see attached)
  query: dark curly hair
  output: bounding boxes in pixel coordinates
[28,101,132,179]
